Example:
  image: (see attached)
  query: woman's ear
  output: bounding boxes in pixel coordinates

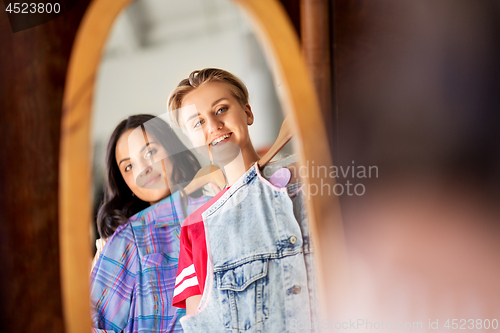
[244,104,254,125]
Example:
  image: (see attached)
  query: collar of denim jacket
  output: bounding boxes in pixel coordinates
[202,163,259,219]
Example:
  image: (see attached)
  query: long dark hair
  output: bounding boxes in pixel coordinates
[97,114,201,238]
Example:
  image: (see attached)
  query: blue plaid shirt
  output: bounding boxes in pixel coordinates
[90,191,210,332]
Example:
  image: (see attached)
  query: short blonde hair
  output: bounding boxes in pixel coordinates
[167,68,249,128]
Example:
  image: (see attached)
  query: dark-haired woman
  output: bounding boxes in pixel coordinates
[90,114,211,333]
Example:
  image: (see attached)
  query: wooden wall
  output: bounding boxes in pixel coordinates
[0,1,91,331]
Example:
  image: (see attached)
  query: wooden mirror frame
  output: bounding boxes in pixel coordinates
[60,0,345,331]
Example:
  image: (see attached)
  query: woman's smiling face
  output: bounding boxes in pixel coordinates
[115,128,173,205]
[180,82,254,164]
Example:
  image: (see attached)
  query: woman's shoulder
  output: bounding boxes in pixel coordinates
[102,191,212,251]
[101,221,137,254]
[134,190,212,223]
[128,191,183,222]
[94,194,183,266]
[91,223,139,278]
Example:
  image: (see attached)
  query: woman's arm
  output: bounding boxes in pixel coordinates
[186,295,202,315]
[90,226,138,331]
[90,238,108,273]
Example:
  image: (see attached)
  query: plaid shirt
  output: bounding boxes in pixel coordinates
[90,191,210,332]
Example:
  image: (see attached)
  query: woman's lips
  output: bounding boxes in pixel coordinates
[210,133,232,146]
[142,174,161,188]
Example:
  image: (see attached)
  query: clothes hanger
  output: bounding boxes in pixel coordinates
[182,164,226,196]
[181,115,294,196]
[257,115,293,168]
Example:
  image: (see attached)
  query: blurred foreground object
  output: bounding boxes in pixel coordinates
[330,0,500,327]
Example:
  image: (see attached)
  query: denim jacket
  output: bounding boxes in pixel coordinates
[180,157,317,332]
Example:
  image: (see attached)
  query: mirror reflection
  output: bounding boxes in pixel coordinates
[89,2,313,332]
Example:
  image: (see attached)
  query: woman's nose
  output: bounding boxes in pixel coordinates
[207,116,223,134]
[135,160,153,178]
[142,165,152,175]
[134,164,152,186]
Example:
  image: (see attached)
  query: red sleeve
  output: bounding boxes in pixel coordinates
[173,219,201,309]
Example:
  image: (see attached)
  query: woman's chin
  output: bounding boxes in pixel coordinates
[139,188,171,205]
[211,142,242,165]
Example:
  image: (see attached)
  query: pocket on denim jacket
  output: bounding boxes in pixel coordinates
[216,259,269,330]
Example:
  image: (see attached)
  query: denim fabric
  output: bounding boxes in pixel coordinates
[180,158,317,333]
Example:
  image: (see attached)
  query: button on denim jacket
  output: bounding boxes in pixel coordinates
[180,157,317,333]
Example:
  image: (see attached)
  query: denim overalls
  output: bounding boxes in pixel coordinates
[180,158,317,333]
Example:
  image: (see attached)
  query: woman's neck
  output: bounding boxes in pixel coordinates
[148,191,171,206]
[222,147,260,186]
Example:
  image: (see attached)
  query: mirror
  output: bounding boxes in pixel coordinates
[61,0,340,331]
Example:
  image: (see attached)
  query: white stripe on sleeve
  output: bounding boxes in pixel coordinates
[175,264,196,285]
[174,276,199,297]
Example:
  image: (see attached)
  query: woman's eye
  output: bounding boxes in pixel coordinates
[144,148,157,158]
[193,119,204,129]
[124,164,133,172]
[216,106,228,114]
